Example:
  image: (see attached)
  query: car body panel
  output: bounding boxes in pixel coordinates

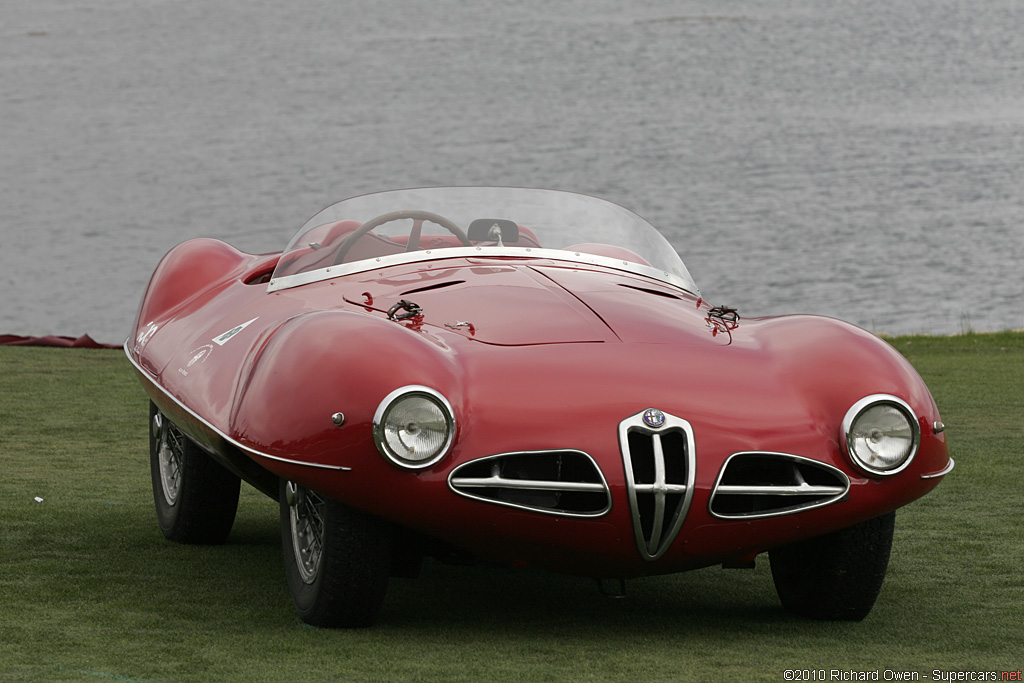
[127,188,950,580]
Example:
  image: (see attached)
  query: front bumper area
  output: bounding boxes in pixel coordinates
[426,407,948,578]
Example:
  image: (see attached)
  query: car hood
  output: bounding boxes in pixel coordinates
[343,261,720,347]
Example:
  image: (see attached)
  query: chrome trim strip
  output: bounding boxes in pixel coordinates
[268,246,699,297]
[618,410,696,562]
[922,458,955,479]
[123,342,351,471]
[447,449,612,518]
[631,482,691,494]
[714,484,847,496]
[450,477,606,493]
[708,451,851,520]
[841,394,921,477]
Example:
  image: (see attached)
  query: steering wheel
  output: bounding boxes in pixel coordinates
[332,210,470,265]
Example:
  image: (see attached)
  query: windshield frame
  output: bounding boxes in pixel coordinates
[267,187,699,296]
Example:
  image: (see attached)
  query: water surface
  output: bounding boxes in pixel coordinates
[2,0,1022,342]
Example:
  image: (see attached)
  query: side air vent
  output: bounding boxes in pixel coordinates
[709,452,850,519]
[401,280,465,295]
[448,450,611,517]
[618,284,683,300]
[618,409,696,561]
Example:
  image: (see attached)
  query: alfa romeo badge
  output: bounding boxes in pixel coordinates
[642,408,666,428]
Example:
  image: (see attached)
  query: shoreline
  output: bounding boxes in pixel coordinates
[4,328,1023,349]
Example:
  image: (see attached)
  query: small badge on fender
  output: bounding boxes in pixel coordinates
[643,408,666,428]
[187,345,214,367]
[213,317,259,346]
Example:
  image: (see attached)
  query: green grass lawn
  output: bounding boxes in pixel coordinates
[1,334,1022,682]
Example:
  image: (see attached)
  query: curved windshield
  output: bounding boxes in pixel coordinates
[268,187,697,295]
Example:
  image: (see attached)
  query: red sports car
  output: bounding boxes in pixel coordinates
[126,187,952,627]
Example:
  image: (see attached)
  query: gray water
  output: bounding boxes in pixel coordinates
[3,0,1023,344]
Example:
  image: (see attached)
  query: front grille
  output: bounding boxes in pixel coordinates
[448,450,611,517]
[618,410,696,561]
[709,452,850,519]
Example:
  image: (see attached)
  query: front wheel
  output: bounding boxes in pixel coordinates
[149,401,240,544]
[280,480,393,628]
[769,511,895,621]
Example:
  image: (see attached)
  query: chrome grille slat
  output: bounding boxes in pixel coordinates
[618,410,697,561]
[709,452,851,519]
[448,450,611,517]
[648,433,667,553]
[632,484,690,493]
[715,484,847,496]
[449,476,607,493]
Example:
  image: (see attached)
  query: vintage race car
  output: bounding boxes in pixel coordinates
[126,187,952,627]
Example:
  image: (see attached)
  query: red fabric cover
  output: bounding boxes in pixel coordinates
[0,334,120,349]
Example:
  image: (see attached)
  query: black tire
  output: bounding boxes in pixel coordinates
[280,480,393,628]
[769,511,896,621]
[149,401,240,544]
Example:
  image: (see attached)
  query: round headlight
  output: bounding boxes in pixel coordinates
[373,386,454,469]
[842,395,920,476]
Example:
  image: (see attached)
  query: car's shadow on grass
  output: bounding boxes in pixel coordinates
[378,558,792,636]
[153,505,790,638]
[121,490,905,642]
[109,502,920,654]
[216,500,795,636]
[206,495,783,632]
[145,493,820,637]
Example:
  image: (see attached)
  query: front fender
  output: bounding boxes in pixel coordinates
[746,314,948,478]
[229,310,464,471]
[132,239,278,337]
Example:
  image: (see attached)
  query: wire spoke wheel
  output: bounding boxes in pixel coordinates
[148,401,240,544]
[155,415,185,506]
[287,482,326,584]
[280,480,394,628]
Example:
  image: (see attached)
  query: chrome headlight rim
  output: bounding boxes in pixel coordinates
[373,385,455,470]
[841,394,921,477]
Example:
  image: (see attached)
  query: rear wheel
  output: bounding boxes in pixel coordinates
[149,401,240,544]
[280,480,393,628]
[769,511,895,621]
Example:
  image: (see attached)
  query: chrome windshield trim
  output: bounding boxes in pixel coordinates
[267,246,698,295]
[123,341,351,472]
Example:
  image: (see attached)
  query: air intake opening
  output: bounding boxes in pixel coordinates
[449,450,610,517]
[710,452,850,519]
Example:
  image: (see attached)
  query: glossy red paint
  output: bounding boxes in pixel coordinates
[128,232,950,578]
